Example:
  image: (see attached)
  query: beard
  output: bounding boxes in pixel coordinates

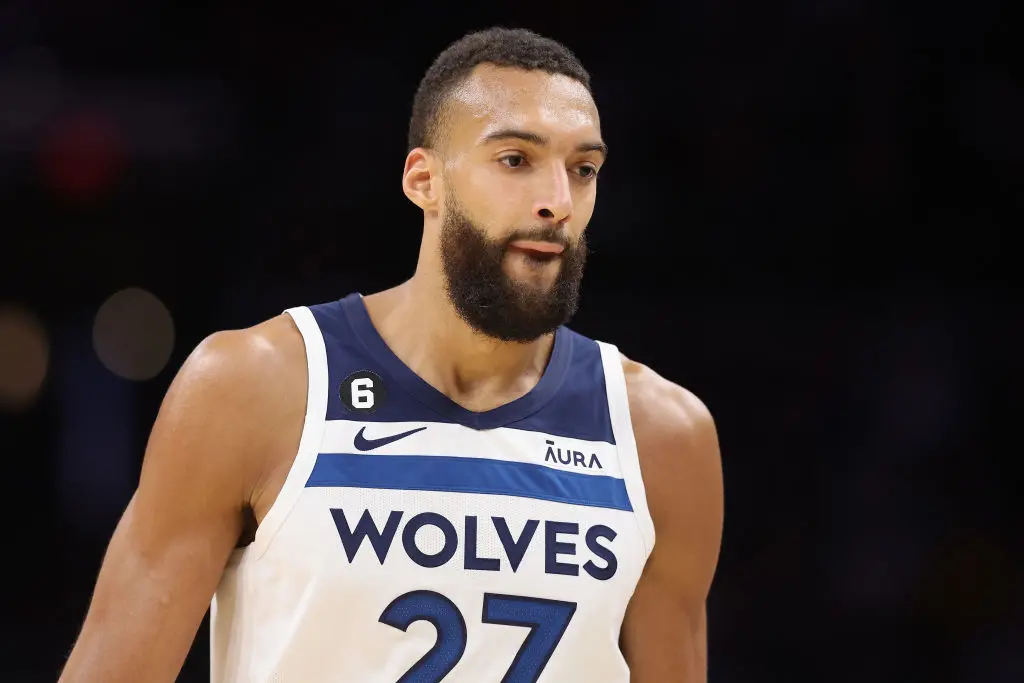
[439,193,588,343]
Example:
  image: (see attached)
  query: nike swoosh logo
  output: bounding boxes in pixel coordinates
[353,426,428,451]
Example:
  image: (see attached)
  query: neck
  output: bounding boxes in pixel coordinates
[361,271,556,413]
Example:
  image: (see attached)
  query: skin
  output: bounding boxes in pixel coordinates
[59,64,723,683]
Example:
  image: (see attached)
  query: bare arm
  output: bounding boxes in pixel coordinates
[59,317,305,683]
[620,360,724,683]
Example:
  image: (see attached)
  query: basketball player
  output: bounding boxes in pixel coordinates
[59,28,723,683]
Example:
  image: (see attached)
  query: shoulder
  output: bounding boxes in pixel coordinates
[178,310,307,438]
[619,353,723,559]
[184,313,306,383]
[152,313,308,500]
[620,354,720,477]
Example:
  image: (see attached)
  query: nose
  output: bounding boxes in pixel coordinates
[533,165,574,224]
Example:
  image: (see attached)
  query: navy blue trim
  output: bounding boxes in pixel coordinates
[339,294,574,431]
[306,453,633,512]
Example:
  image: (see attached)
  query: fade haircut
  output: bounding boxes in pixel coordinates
[407,27,592,153]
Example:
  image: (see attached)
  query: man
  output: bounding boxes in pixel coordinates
[60,27,723,683]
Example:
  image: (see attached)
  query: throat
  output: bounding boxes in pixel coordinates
[421,333,556,413]
[442,374,540,413]
[363,284,557,413]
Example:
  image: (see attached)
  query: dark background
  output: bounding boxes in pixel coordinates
[1,2,1020,681]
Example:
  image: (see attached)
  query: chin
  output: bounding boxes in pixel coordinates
[504,258,562,282]
[506,273,558,294]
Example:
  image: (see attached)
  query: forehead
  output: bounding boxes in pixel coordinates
[445,64,600,146]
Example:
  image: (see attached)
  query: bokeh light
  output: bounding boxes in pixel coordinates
[0,305,50,412]
[92,287,175,381]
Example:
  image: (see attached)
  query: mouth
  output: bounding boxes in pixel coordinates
[507,240,566,262]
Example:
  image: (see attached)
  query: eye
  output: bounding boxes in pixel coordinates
[577,164,599,180]
[499,154,527,169]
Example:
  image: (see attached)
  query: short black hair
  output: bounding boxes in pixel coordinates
[407,27,592,153]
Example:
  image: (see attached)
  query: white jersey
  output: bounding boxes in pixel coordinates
[210,293,655,683]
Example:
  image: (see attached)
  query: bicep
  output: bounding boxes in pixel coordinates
[621,374,724,682]
[621,554,708,682]
[60,334,259,683]
[63,490,241,682]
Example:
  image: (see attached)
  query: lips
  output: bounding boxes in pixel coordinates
[508,239,566,256]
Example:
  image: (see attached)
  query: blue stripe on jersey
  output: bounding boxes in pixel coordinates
[308,295,616,444]
[305,453,633,512]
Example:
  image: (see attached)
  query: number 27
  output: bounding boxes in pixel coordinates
[379,590,577,683]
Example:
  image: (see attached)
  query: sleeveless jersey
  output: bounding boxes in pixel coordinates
[210,293,655,683]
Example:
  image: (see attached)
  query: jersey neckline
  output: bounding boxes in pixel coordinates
[339,293,574,430]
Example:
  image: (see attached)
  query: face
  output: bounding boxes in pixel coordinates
[414,65,607,342]
[440,189,588,342]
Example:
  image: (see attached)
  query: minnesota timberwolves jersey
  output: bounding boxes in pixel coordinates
[210,293,655,683]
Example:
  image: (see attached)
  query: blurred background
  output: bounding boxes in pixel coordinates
[1,2,1020,682]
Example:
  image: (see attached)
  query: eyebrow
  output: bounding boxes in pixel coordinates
[480,128,609,160]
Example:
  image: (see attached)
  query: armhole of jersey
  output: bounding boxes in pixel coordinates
[247,306,329,560]
[597,341,656,558]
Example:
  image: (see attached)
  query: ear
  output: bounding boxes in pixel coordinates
[402,147,440,211]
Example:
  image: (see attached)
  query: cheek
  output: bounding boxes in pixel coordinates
[464,167,525,218]
[571,187,597,224]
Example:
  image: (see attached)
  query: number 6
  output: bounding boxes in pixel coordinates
[351,377,375,409]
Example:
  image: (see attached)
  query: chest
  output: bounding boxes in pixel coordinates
[267,419,647,602]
